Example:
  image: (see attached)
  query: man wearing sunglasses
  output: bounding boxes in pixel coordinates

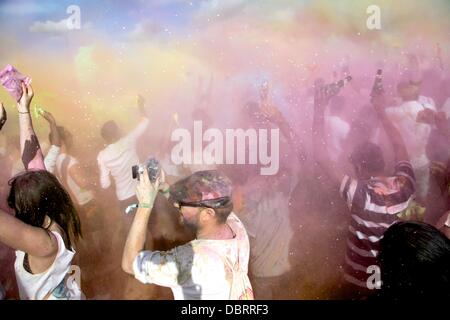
[122,169,254,300]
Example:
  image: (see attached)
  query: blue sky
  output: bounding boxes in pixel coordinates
[0,0,200,37]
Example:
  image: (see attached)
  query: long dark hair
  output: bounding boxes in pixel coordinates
[7,170,82,249]
[379,221,450,300]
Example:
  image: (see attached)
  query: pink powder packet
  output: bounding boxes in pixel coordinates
[0,65,32,102]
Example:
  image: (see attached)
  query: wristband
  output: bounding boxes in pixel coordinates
[160,185,170,194]
[124,203,153,215]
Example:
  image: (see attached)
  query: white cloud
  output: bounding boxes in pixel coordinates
[196,0,249,21]
[29,19,91,33]
[29,18,70,33]
[129,20,162,39]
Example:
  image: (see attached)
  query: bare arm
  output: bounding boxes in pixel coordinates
[42,111,61,147]
[122,207,152,275]
[259,84,307,162]
[312,88,344,185]
[372,95,409,162]
[97,156,111,189]
[17,82,45,170]
[0,210,58,257]
[122,168,160,275]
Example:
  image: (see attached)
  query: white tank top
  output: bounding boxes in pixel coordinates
[14,231,82,300]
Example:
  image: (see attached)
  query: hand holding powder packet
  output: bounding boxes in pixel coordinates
[0,64,32,102]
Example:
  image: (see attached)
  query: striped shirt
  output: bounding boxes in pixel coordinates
[339,161,416,289]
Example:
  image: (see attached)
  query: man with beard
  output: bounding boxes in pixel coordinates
[121,169,254,300]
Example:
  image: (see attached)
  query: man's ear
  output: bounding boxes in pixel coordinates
[201,208,216,221]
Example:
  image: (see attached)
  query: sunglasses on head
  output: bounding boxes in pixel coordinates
[175,196,231,209]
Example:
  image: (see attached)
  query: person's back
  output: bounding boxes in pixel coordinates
[56,153,94,207]
[233,171,292,299]
[14,226,81,300]
[386,100,434,166]
[385,84,435,199]
[97,118,149,201]
[340,159,416,289]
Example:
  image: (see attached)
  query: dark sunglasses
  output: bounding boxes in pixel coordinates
[175,196,231,210]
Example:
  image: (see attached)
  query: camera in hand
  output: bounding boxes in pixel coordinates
[132,157,161,182]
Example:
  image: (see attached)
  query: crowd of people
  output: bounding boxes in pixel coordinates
[0,52,449,300]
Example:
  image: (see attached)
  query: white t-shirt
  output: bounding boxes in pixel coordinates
[97,118,149,201]
[386,98,436,168]
[14,231,82,300]
[325,115,350,162]
[132,213,254,300]
[56,153,94,206]
[44,145,61,174]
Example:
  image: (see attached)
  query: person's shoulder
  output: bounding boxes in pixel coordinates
[174,241,223,269]
[393,160,414,176]
[97,147,108,161]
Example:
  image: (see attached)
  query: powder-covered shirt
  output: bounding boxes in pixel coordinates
[132,213,254,300]
[340,161,416,289]
[238,175,293,278]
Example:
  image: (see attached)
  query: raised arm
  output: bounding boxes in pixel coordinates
[0,209,57,257]
[17,82,45,170]
[42,111,61,148]
[125,95,150,142]
[42,111,61,173]
[372,94,409,162]
[122,168,160,274]
[97,155,112,189]
[312,86,344,185]
[259,83,307,162]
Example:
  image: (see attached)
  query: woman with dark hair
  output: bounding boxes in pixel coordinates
[378,221,450,300]
[0,82,83,299]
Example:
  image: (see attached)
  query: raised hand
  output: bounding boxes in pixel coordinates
[136,167,161,208]
[259,81,282,121]
[41,110,56,124]
[18,82,34,113]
